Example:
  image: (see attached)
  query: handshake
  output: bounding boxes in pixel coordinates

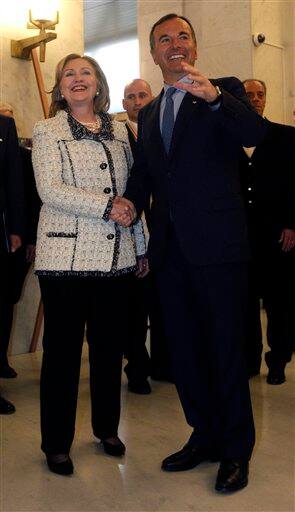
[109,196,137,227]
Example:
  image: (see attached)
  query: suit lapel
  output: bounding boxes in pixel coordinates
[169,93,202,159]
[146,91,168,161]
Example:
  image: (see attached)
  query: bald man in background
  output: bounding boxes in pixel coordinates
[240,79,295,384]
[122,79,173,392]
[123,79,153,156]
[121,79,153,394]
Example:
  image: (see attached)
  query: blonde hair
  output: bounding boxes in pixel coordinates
[49,53,110,118]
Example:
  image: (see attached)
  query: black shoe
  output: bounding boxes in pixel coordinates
[161,444,211,472]
[0,365,17,378]
[265,352,286,385]
[46,454,73,475]
[267,368,286,385]
[215,459,249,493]
[0,395,15,414]
[101,437,126,457]
[128,379,151,394]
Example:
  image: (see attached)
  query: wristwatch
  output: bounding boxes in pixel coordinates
[208,86,222,106]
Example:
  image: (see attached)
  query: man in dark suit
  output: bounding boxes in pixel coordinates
[120,79,153,394]
[240,79,295,383]
[122,79,173,388]
[0,113,25,414]
[112,13,266,493]
[0,103,41,379]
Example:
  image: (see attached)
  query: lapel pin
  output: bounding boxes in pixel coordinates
[192,100,197,104]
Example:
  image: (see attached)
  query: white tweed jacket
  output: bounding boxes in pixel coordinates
[32,110,146,276]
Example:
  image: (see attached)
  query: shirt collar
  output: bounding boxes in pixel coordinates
[127,119,138,133]
[163,74,192,95]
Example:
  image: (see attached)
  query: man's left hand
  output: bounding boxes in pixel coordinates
[173,62,219,103]
[279,228,295,251]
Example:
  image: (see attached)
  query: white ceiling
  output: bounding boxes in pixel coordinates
[84,0,137,49]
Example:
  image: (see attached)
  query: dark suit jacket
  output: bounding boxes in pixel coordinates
[126,123,137,158]
[125,77,266,269]
[126,122,152,232]
[19,146,41,245]
[0,115,25,253]
[239,119,295,255]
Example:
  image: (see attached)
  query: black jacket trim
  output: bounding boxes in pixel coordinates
[35,265,137,278]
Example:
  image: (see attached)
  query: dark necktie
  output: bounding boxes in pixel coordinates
[162,87,176,153]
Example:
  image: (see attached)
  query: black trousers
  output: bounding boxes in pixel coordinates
[0,247,31,367]
[123,274,151,382]
[39,274,132,455]
[155,232,255,460]
[123,272,172,382]
[148,272,172,380]
[245,248,294,371]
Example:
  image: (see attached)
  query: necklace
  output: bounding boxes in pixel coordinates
[72,115,101,133]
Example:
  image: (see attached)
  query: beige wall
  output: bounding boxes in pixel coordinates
[0,0,84,137]
[0,0,84,355]
[251,0,295,124]
[137,0,294,124]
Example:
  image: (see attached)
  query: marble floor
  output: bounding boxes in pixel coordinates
[0,323,294,512]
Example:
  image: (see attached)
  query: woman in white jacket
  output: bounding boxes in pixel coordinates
[32,54,147,476]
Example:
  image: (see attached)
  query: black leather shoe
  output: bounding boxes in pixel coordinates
[46,454,74,475]
[215,459,249,493]
[0,365,17,378]
[162,444,211,472]
[101,437,126,457]
[265,352,286,385]
[0,395,15,414]
[128,379,151,395]
[267,368,286,385]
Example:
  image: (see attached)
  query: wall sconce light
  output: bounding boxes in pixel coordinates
[11,9,59,62]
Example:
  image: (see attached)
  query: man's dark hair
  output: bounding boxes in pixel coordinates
[243,79,267,95]
[149,13,197,50]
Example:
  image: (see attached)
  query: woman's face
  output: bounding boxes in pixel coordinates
[59,58,98,111]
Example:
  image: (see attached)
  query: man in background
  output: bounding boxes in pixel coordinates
[0,103,41,380]
[121,79,153,394]
[0,111,25,414]
[122,79,173,388]
[240,79,295,384]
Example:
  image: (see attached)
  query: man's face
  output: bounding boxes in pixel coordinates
[151,17,197,83]
[123,80,153,122]
[244,80,266,116]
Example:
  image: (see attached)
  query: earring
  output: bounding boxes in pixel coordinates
[96,90,99,96]
[61,94,64,99]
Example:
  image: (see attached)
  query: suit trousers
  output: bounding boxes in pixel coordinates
[155,229,255,460]
[38,273,132,455]
[259,248,294,367]
[148,272,172,380]
[123,274,151,382]
[0,248,31,366]
[123,272,171,382]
